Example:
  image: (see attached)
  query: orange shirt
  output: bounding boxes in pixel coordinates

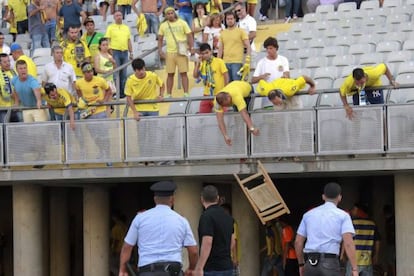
[282,225,297,260]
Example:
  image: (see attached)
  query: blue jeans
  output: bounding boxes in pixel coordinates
[285,0,301,17]
[204,269,233,276]
[226,63,243,82]
[31,33,51,55]
[45,19,57,43]
[112,50,128,97]
[260,255,284,276]
[178,11,192,28]
[119,5,131,18]
[144,13,160,34]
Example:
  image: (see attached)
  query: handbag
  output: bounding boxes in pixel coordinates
[167,22,188,56]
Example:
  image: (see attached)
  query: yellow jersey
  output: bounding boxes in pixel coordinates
[158,19,192,53]
[219,28,248,63]
[8,0,28,22]
[42,87,77,115]
[75,76,109,114]
[105,23,131,51]
[0,70,15,107]
[199,57,228,96]
[61,40,92,77]
[340,63,387,96]
[214,81,251,112]
[258,76,307,98]
[124,71,163,112]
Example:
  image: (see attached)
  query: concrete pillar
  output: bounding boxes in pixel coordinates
[13,184,43,276]
[232,183,260,276]
[394,173,414,273]
[83,186,109,276]
[174,178,203,270]
[50,188,70,276]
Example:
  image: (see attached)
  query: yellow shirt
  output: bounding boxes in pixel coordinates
[8,0,28,22]
[75,76,109,114]
[105,23,131,51]
[0,70,15,107]
[214,81,251,112]
[42,87,77,115]
[219,28,248,63]
[124,71,163,112]
[61,40,92,77]
[340,63,386,96]
[199,57,228,96]
[206,0,222,14]
[16,55,37,78]
[158,19,192,53]
[258,77,306,98]
[117,0,132,5]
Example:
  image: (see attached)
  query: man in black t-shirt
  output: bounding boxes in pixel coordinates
[194,185,234,276]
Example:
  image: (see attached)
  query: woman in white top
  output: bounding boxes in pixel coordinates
[192,2,209,52]
[202,13,224,57]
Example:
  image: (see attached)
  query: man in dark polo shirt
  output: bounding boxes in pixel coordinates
[194,185,234,276]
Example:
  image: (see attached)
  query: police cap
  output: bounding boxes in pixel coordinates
[150,181,176,196]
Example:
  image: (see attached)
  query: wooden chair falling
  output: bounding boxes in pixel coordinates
[233,161,290,225]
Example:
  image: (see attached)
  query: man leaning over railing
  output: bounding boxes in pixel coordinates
[339,63,399,120]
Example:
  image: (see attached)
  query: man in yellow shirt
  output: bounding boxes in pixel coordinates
[105,11,133,98]
[10,43,37,78]
[257,75,316,110]
[75,62,113,166]
[43,82,77,130]
[218,12,250,82]
[214,81,259,145]
[340,63,399,119]
[158,7,194,98]
[61,26,91,78]
[7,0,28,34]
[193,43,229,113]
[125,58,165,121]
[0,53,19,123]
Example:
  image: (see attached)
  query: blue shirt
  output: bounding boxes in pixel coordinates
[177,0,192,14]
[297,202,355,255]
[59,3,82,30]
[12,76,40,107]
[124,204,197,267]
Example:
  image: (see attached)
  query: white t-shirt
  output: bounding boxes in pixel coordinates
[238,15,257,52]
[253,55,290,81]
[203,24,224,54]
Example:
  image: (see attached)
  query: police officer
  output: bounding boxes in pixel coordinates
[294,182,359,276]
[119,181,198,276]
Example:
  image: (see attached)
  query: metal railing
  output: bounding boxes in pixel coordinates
[1,84,414,167]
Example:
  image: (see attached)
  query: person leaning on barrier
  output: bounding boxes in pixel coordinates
[75,62,112,119]
[119,180,199,276]
[42,82,77,130]
[340,63,399,120]
[294,182,358,276]
[214,80,259,146]
[256,75,316,110]
[125,58,165,121]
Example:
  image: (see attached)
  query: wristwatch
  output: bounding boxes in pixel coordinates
[249,127,255,132]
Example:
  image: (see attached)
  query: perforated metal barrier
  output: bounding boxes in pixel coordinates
[387,105,414,152]
[5,122,62,166]
[65,119,123,164]
[186,114,248,160]
[251,110,315,157]
[317,106,384,155]
[124,116,185,162]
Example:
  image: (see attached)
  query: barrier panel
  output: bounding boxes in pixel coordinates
[186,113,248,160]
[124,116,185,162]
[65,119,123,164]
[251,110,315,157]
[387,104,414,152]
[5,122,62,166]
[317,106,384,155]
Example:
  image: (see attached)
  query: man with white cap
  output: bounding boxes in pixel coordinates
[119,180,199,276]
